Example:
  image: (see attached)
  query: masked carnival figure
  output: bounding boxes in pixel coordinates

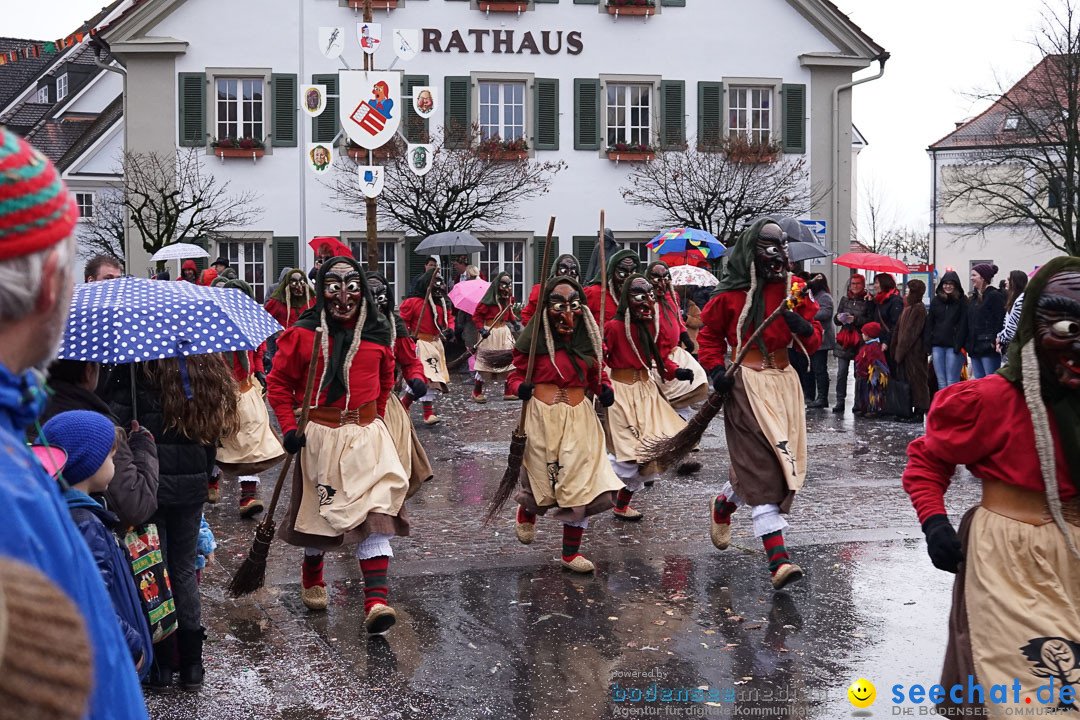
[471,271,519,402]
[398,269,454,425]
[521,254,581,325]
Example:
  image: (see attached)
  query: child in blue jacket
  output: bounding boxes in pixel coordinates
[42,410,154,680]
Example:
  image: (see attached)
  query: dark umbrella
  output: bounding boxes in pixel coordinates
[788,240,832,263]
[415,231,485,256]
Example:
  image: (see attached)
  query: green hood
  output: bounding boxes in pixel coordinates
[547,253,581,280]
[712,218,782,354]
[515,276,598,381]
[588,248,640,286]
[479,271,514,308]
[615,273,667,371]
[268,267,314,306]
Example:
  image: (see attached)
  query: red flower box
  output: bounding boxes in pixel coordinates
[607,150,654,162]
[607,3,655,16]
[480,149,529,161]
[348,0,397,8]
[479,1,528,11]
[214,147,264,159]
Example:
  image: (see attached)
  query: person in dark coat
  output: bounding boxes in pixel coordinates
[966,263,1006,379]
[41,410,154,682]
[806,274,834,409]
[108,356,239,691]
[584,227,621,283]
[924,270,968,389]
[872,273,904,371]
[832,273,874,413]
[892,279,930,422]
[37,359,159,528]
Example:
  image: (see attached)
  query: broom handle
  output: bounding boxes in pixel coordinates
[261,327,324,522]
[597,209,606,366]
[473,301,513,353]
[724,286,808,378]
[516,216,557,432]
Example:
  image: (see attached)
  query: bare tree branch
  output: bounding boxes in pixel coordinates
[78,187,126,263]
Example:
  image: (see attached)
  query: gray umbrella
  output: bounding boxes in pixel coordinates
[751,215,815,244]
[788,240,832,263]
[415,232,485,256]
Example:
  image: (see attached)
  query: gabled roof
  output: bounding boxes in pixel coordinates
[929,55,1060,150]
[57,93,123,171]
[0,38,53,108]
[25,115,97,163]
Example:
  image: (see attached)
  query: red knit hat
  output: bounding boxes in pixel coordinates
[862,322,881,339]
[0,127,79,261]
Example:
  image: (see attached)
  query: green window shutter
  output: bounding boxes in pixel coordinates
[782,83,806,154]
[406,237,428,285]
[661,0,685,5]
[573,78,600,150]
[271,73,298,147]
[178,72,206,147]
[273,236,300,279]
[534,78,559,151]
[572,235,596,271]
[444,76,471,149]
[192,238,209,272]
[403,74,430,143]
[573,0,599,3]
[697,81,722,150]
[659,80,685,150]
[533,235,559,280]
[312,73,339,143]
[535,0,558,3]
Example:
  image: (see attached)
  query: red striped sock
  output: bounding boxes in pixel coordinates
[615,488,634,511]
[422,402,434,420]
[561,524,585,561]
[516,506,536,524]
[762,531,790,574]
[401,393,414,410]
[473,380,484,396]
[359,556,389,613]
[712,495,737,524]
[301,553,325,589]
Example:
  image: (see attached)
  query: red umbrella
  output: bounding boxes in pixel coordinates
[833,252,909,273]
[309,236,353,259]
[659,252,710,269]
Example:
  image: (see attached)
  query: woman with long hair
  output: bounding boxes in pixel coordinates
[872,273,904,376]
[892,279,930,422]
[997,270,1029,356]
[109,355,239,691]
[966,263,1006,379]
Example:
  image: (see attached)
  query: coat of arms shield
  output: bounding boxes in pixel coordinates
[300,85,327,118]
[407,144,434,177]
[357,22,382,55]
[393,29,420,61]
[412,86,438,119]
[359,166,385,198]
[319,27,344,59]
[340,70,402,150]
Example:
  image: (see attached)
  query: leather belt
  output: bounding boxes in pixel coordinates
[488,320,506,329]
[532,384,586,406]
[417,332,439,342]
[735,347,790,371]
[307,403,376,428]
[610,368,650,384]
[981,478,1080,527]
[240,377,254,392]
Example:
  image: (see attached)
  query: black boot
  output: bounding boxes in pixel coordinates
[832,400,845,413]
[178,628,206,691]
[145,632,178,691]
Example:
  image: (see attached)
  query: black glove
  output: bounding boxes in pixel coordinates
[598,384,615,408]
[453,327,464,342]
[517,382,534,402]
[480,328,491,339]
[679,330,696,354]
[407,377,428,398]
[709,365,736,395]
[254,371,267,392]
[782,310,814,338]
[442,328,456,343]
[922,514,964,573]
[282,429,306,455]
[674,368,694,381]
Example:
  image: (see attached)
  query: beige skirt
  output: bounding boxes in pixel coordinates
[939,507,1080,720]
[518,397,624,514]
[383,392,434,499]
[417,338,450,391]
[216,382,285,474]
[474,325,515,378]
[652,346,709,409]
[741,365,807,495]
[608,378,686,470]
[294,419,409,538]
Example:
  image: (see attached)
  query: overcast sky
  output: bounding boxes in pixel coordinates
[4,0,1054,233]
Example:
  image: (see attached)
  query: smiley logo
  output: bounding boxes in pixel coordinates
[847,678,876,709]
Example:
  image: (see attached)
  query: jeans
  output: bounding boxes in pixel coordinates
[836,357,852,402]
[810,350,830,404]
[153,503,204,631]
[970,353,1002,379]
[932,347,965,389]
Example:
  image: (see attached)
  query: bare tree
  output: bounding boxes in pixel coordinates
[619,136,815,244]
[941,0,1080,255]
[121,148,262,257]
[326,127,566,236]
[857,176,897,253]
[78,187,126,262]
[882,227,931,262]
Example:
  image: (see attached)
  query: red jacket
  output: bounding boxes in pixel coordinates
[585,284,619,326]
[855,340,886,375]
[266,325,394,432]
[903,374,1077,523]
[506,348,608,395]
[655,295,684,350]
[394,336,425,382]
[604,318,678,380]
[222,346,265,383]
[265,296,315,331]
[521,283,542,325]
[698,281,822,370]
[472,301,517,330]
[398,297,454,336]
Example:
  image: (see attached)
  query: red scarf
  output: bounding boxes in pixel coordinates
[874,288,898,305]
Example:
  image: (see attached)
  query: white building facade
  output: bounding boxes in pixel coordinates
[100,0,884,302]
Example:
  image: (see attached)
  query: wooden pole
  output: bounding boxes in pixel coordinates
[363,0,379,273]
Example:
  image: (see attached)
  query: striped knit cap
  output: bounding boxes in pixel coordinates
[0,126,79,261]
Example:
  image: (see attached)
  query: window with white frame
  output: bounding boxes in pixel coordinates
[35,86,48,103]
[75,192,94,220]
[56,74,68,101]
[349,240,399,300]
[478,81,526,143]
[216,78,264,141]
[219,239,267,302]
[728,87,773,145]
[623,240,651,265]
[478,239,525,301]
[606,83,652,148]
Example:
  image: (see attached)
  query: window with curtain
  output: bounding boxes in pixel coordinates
[606,83,652,147]
[478,81,526,142]
[218,239,267,302]
[478,239,526,301]
[216,77,264,140]
[728,86,772,145]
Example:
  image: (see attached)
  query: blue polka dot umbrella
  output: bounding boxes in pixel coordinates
[58,277,284,364]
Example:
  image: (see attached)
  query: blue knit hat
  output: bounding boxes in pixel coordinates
[40,411,116,484]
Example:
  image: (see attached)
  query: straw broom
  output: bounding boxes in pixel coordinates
[229,328,323,597]
[637,284,810,472]
[484,216,556,524]
[446,301,514,371]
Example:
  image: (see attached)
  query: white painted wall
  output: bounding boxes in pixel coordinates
[59,69,123,117]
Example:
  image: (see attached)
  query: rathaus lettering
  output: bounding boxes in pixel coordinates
[422,29,583,55]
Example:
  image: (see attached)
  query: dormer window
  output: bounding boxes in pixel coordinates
[1004,115,1020,131]
[35,86,49,103]
[56,74,69,101]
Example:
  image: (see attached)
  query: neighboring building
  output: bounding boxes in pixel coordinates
[929,56,1065,283]
[91,0,883,302]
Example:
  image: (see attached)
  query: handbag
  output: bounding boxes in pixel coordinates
[883,366,912,418]
[123,523,178,644]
